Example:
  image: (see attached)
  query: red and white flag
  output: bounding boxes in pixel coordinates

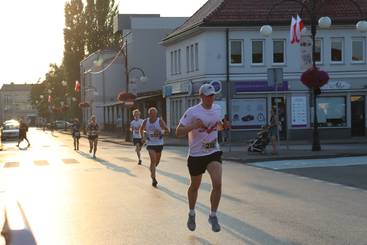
[74,80,81,92]
[290,15,304,44]
[296,15,305,40]
[48,95,51,103]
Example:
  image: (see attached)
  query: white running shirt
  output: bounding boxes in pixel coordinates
[179,103,222,157]
[130,119,144,139]
[145,118,164,146]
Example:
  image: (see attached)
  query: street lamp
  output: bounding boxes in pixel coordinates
[118,65,148,142]
[260,0,366,151]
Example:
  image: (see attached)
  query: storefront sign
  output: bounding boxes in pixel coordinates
[231,98,267,128]
[162,85,172,98]
[210,80,222,93]
[235,81,288,92]
[291,96,307,127]
[165,81,192,96]
[321,81,351,90]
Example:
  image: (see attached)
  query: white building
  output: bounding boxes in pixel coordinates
[162,0,367,140]
[0,84,38,124]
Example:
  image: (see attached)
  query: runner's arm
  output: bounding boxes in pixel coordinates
[159,119,170,135]
[175,123,193,137]
[139,120,147,139]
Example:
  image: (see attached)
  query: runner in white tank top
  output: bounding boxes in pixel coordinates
[130,109,144,165]
[140,107,169,187]
[176,83,225,232]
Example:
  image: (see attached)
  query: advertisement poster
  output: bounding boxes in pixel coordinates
[300,36,313,71]
[231,98,267,128]
[291,96,307,127]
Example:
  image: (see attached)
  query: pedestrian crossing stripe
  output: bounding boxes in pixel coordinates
[4,162,19,168]
[2,158,80,168]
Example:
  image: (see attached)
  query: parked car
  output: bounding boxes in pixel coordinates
[53,120,72,130]
[1,119,20,140]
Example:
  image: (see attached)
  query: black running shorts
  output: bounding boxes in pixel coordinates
[147,145,163,153]
[187,151,222,176]
[133,138,143,146]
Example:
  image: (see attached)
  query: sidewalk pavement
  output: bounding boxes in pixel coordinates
[58,129,367,163]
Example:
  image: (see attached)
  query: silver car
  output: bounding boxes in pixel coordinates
[1,120,20,141]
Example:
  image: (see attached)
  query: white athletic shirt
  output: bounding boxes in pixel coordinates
[145,118,164,146]
[130,119,144,139]
[179,103,222,157]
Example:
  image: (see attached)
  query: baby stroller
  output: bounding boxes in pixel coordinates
[248,125,270,153]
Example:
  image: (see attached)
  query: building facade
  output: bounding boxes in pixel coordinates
[162,0,367,141]
[113,14,187,121]
[0,84,38,124]
[80,48,124,130]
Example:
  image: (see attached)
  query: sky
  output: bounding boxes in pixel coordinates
[0,0,207,87]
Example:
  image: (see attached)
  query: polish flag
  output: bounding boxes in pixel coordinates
[296,15,305,40]
[290,16,299,44]
[290,15,305,44]
[74,80,81,92]
[48,95,51,103]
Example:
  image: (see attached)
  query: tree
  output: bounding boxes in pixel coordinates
[85,0,121,55]
[63,0,85,119]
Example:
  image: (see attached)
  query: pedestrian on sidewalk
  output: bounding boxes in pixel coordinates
[17,118,30,148]
[176,83,224,233]
[87,115,99,158]
[72,118,81,150]
[269,107,280,154]
[130,109,144,165]
[140,107,169,187]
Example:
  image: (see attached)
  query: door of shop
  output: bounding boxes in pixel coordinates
[271,97,287,140]
[351,96,365,136]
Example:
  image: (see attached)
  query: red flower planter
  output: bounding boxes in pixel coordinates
[117,92,136,102]
[79,102,90,108]
[301,67,329,90]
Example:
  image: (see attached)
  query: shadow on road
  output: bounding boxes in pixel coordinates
[77,151,136,177]
[153,167,245,204]
[188,235,213,245]
[246,183,299,199]
[158,185,291,245]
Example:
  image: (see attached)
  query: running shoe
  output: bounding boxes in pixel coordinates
[138,160,142,165]
[187,214,196,231]
[152,178,158,187]
[208,215,221,232]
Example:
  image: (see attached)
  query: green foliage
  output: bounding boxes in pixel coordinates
[34,0,121,121]
[85,0,121,54]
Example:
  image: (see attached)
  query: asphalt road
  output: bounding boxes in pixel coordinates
[1,128,367,245]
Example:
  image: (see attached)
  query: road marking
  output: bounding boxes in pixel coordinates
[33,160,49,166]
[62,158,79,164]
[4,162,19,168]
[252,156,367,170]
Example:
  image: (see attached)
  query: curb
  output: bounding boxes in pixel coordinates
[222,153,367,164]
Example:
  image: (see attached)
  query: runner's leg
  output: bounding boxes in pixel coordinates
[206,161,222,213]
[148,150,157,179]
[188,175,202,210]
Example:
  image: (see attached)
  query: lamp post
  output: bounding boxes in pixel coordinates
[260,0,366,151]
[118,66,148,142]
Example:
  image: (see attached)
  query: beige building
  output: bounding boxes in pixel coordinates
[0,84,38,124]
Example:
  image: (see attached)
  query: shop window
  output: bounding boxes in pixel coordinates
[315,96,346,127]
[231,98,267,129]
[230,40,243,65]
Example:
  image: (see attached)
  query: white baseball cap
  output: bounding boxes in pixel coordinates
[199,84,217,96]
